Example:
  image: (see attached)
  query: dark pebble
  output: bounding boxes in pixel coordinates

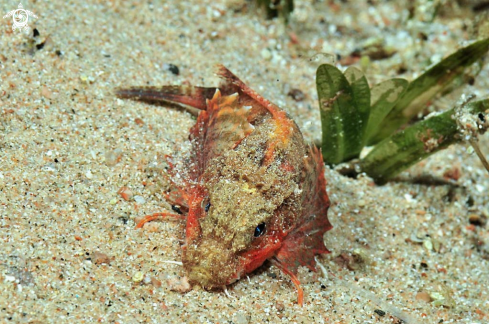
[287,88,305,101]
[172,205,183,215]
[478,113,485,122]
[469,213,487,227]
[374,309,386,316]
[165,63,180,75]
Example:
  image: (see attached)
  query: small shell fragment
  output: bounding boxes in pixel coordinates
[143,275,152,285]
[118,187,133,201]
[134,195,146,204]
[415,291,432,303]
[423,238,433,251]
[133,271,144,283]
[105,148,123,166]
[167,276,191,292]
[429,284,455,307]
[409,230,427,243]
[432,239,441,252]
[92,251,111,265]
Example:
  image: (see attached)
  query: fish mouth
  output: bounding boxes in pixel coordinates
[183,240,240,288]
[186,266,213,286]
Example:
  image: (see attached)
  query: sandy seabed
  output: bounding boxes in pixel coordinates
[1,0,489,323]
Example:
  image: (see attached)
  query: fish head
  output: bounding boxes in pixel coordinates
[182,173,290,289]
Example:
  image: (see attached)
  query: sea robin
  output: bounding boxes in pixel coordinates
[116,66,332,305]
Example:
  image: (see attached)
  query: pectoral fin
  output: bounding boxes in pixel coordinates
[271,146,332,305]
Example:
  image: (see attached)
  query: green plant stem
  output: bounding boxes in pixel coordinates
[469,138,489,174]
[369,38,489,145]
[361,99,489,184]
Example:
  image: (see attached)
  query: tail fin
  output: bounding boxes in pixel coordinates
[115,85,218,111]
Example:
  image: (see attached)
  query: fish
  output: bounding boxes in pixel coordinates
[116,65,332,305]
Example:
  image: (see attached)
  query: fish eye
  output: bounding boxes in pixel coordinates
[201,199,211,212]
[253,222,266,238]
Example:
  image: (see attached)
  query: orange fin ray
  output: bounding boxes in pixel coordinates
[135,212,186,229]
[270,258,304,306]
[116,85,218,111]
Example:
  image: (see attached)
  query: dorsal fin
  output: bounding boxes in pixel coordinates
[217,65,296,165]
[201,89,255,161]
